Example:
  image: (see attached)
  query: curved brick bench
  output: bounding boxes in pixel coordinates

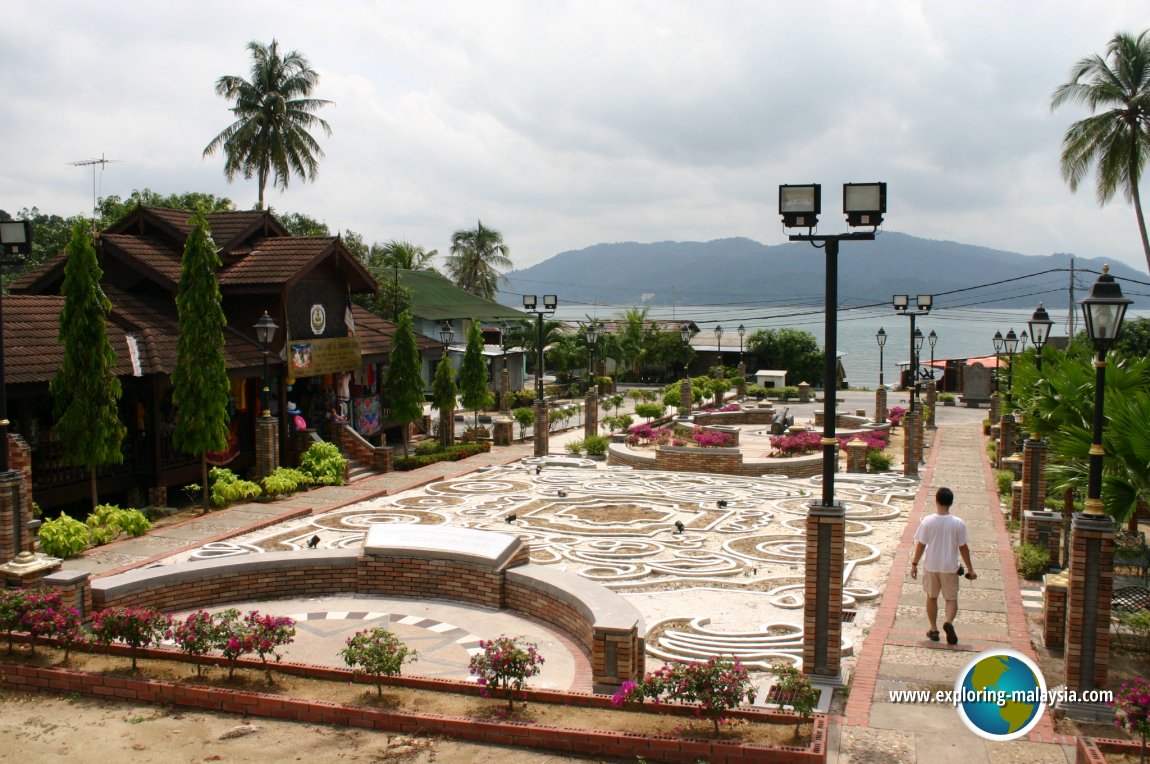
[86,525,644,686]
[607,443,824,478]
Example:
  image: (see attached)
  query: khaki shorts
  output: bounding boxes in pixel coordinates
[922,571,959,600]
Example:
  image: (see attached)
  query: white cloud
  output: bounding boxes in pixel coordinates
[1,0,1147,274]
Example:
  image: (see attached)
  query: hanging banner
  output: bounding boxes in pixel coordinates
[288,336,362,378]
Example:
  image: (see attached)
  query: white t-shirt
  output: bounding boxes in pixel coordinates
[914,513,969,573]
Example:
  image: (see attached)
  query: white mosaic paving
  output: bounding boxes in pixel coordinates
[177,463,915,669]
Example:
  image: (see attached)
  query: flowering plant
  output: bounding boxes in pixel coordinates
[612,656,756,735]
[770,430,822,457]
[691,429,733,448]
[91,606,173,670]
[0,588,28,654]
[341,628,418,697]
[468,635,546,710]
[243,611,296,684]
[769,661,820,737]
[172,610,224,677]
[19,590,83,658]
[888,406,907,426]
[1113,678,1150,763]
[837,431,888,453]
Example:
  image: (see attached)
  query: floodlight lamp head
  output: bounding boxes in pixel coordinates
[543,294,558,311]
[522,294,537,311]
[892,294,909,312]
[843,182,886,228]
[779,184,820,228]
[916,294,933,312]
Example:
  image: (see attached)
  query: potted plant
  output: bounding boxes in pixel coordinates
[583,434,609,460]
[938,391,957,406]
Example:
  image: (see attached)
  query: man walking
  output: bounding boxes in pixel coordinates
[910,487,977,645]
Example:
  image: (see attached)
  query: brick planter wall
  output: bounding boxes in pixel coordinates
[0,661,828,764]
[693,409,776,426]
[607,444,824,478]
[1076,737,1145,764]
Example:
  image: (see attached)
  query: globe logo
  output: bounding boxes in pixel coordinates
[955,648,1047,740]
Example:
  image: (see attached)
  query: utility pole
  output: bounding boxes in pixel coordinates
[1067,257,1077,337]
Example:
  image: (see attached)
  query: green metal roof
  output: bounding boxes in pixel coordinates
[402,269,526,322]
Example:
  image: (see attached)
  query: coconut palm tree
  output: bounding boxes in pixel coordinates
[204,39,333,209]
[370,240,439,272]
[446,221,512,300]
[1051,30,1150,274]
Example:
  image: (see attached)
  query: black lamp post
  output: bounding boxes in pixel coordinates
[780,180,885,680]
[927,330,938,380]
[585,321,600,380]
[254,311,279,418]
[1019,331,1029,352]
[1028,302,1053,372]
[680,323,692,377]
[1003,328,1019,407]
[439,320,454,355]
[913,328,925,406]
[737,323,746,364]
[892,294,932,414]
[714,325,723,369]
[522,295,557,403]
[1081,266,1132,518]
[993,330,1004,399]
[0,221,31,473]
[876,327,887,388]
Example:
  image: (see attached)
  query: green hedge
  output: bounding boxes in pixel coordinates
[394,442,492,470]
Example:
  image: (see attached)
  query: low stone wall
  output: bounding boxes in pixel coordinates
[88,526,642,687]
[608,443,824,478]
[693,408,776,426]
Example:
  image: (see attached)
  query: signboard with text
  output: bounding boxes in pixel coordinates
[288,336,362,378]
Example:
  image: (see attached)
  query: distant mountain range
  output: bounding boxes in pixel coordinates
[501,232,1145,308]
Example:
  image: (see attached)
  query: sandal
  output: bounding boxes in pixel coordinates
[927,630,940,642]
[943,623,958,645]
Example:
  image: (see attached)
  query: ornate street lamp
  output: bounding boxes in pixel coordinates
[876,327,887,388]
[927,330,938,380]
[523,294,558,456]
[0,220,32,472]
[737,323,746,363]
[680,323,692,377]
[585,321,600,379]
[1019,331,1029,352]
[1081,266,1132,518]
[1003,328,1019,407]
[993,330,1004,398]
[1028,302,1053,372]
[254,311,280,418]
[714,325,723,368]
[439,320,454,354]
[780,180,884,682]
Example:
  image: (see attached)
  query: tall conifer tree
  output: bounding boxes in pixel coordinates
[432,354,457,449]
[458,321,491,430]
[172,212,231,511]
[384,311,425,456]
[51,220,126,508]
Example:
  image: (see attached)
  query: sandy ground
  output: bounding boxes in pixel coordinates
[0,690,625,764]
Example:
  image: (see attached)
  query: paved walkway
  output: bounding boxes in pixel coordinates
[833,420,1076,763]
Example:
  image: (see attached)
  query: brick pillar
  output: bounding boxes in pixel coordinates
[903,411,918,476]
[0,468,29,565]
[803,503,845,680]
[914,407,925,465]
[254,415,279,480]
[798,381,811,403]
[584,391,599,439]
[1011,482,1023,524]
[1025,510,1063,567]
[533,401,549,457]
[874,387,888,424]
[376,446,394,473]
[1021,435,1048,515]
[846,438,868,473]
[989,391,999,423]
[925,381,937,428]
[998,413,1016,467]
[1064,513,1116,692]
[736,362,747,398]
[42,569,93,621]
[500,367,511,414]
[680,378,693,417]
[1042,571,1068,649]
[493,418,513,447]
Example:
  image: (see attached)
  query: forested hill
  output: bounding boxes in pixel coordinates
[501,232,1144,308]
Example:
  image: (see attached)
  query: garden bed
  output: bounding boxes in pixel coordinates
[0,645,827,763]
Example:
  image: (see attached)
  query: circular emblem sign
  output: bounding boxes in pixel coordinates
[310,304,327,335]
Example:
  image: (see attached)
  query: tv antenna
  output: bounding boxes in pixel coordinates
[70,153,121,230]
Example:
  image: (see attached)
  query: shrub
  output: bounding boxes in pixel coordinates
[888,406,907,426]
[341,628,418,698]
[996,470,1014,497]
[774,386,800,400]
[91,606,173,671]
[299,442,347,486]
[729,375,745,388]
[261,467,315,499]
[172,610,223,676]
[938,392,956,402]
[662,388,681,408]
[583,434,609,456]
[1112,678,1150,759]
[1015,543,1051,580]
[770,661,820,737]
[468,635,546,710]
[512,407,534,439]
[603,414,633,433]
[0,589,28,653]
[613,656,757,735]
[635,403,665,421]
[746,384,767,398]
[867,450,895,472]
[770,430,822,457]
[564,439,584,455]
[86,504,152,545]
[209,467,263,507]
[1115,610,1150,654]
[394,442,490,470]
[37,515,90,558]
[18,590,67,656]
[244,611,296,684]
[414,440,443,456]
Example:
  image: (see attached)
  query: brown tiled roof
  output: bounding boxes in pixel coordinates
[101,234,184,286]
[219,237,333,286]
[131,208,275,253]
[351,306,439,360]
[4,295,135,384]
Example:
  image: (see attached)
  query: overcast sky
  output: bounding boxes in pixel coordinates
[2,1,1148,274]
